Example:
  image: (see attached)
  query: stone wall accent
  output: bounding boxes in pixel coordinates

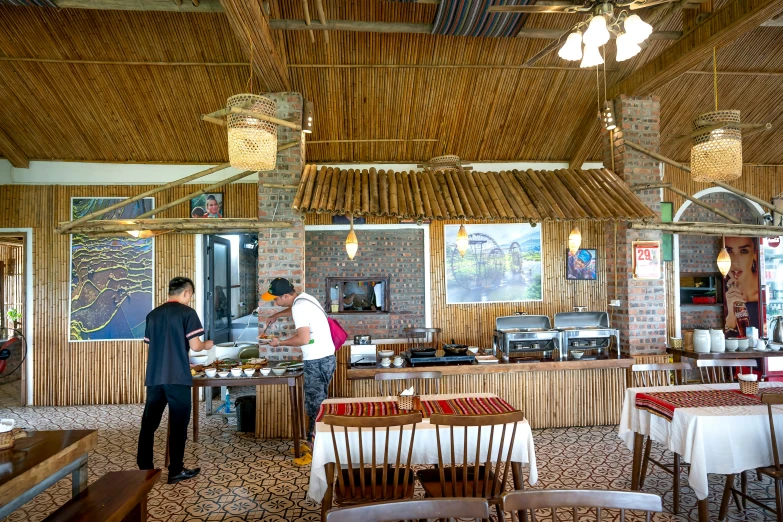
[305,229,426,340]
[238,233,257,319]
[602,95,666,355]
[257,93,305,360]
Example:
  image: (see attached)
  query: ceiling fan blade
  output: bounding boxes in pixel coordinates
[629,0,679,10]
[487,5,575,13]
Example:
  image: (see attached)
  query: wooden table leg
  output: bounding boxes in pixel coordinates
[192,385,199,443]
[698,498,709,522]
[321,462,334,522]
[741,470,748,510]
[71,458,88,497]
[511,462,529,522]
[289,382,301,458]
[718,474,734,521]
[299,376,306,440]
[630,432,644,490]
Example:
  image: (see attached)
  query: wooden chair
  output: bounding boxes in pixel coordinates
[415,411,526,522]
[43,469,161,522]
[697,359,757,384]
[403,327,441,350]
[719,392,783,521]
[376,371,442,396]
[321,412,422,520]
[501,489,663,522]
[325,497,490,522]
[630,362,692,387]
[631,362,691,515]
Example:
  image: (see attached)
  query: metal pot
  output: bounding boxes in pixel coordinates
[354,335,372,345]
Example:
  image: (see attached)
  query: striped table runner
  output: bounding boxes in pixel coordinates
[317,396,516,422]
[635,386,783,422]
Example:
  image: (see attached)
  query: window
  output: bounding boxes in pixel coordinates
[326,277,389,314]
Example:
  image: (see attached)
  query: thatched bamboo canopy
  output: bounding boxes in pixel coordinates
[293,165,656,222]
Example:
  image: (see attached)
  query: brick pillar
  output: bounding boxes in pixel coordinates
[257,92,305,360]
[603,95,666,355]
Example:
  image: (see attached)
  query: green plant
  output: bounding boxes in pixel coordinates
[6,308,21,323]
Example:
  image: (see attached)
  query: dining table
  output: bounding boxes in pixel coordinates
[308,392,538,516]
[619,382,783,522]
[0,429,98,518]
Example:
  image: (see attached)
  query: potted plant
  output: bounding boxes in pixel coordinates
[6,309,21,337]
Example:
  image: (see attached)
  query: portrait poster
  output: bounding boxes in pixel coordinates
[723,236,762,338]
[566,249,597,280]
[190,192,224,218]
[69,197,154,341]
[444,223,542,304]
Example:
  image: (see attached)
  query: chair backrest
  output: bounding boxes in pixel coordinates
[375,371,442,396]
[762,393,783,471]
[322,412,422,501]
[630,362,691,387]
[403,327,441,351]
[697,359,757,384]
[325,497,490,522]
[501,489,663,522]
[429,410,525,500]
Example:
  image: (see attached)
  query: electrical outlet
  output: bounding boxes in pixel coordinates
[609,299,621,307]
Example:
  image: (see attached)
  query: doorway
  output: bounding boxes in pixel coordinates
[0,234,26,407]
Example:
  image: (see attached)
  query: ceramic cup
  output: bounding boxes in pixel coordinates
[260,368,271,376]
[380,357,391,367]
[230,367,243,377]
[725,338,739,351]
[205,368,217,378]
[243,368,255,376]
[738,338,750,350]
[393,356,403,367]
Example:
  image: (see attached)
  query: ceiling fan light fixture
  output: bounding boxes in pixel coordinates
[558,31,583,61]
[623,14,653,45]
[580,44,604,68]
[583,15,610,47]
[615,32,641,62]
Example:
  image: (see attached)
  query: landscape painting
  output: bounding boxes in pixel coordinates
[69,197,154,341]
[445,223,542,304]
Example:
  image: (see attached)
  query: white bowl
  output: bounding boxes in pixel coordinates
[468,346,480,354]
[189,354,208,365]
[260,368,271,376]
[243,368,255,376]
[393,360,404,367]
[738,338,750,350]
[272,367,287,376]
[380,359,392,367]
[571,350,584,359]
[230,368,243,377]
[217,371,230,378]
[204,368,217,378]
[378,350,395,358]
[726,338,739,351]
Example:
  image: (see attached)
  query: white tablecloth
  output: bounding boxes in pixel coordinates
[308,393,538,501]
[618,382,783,500]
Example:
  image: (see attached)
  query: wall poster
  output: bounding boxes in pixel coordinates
[723,236,762,338]
[632,241,661,280]
[444,223,542,304]
[566,249,597,281]
[190,192,224,218]
[69,197,155,341]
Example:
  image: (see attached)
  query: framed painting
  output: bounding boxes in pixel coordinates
[566,249,597,280]
[190,192,224,218]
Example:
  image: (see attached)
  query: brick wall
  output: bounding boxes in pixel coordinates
[681,307,723,330]
[257,93,305,360]
[602,95,666,355]
[305,229,426,340]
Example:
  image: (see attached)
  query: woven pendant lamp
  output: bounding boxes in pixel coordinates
[227,94,277,171]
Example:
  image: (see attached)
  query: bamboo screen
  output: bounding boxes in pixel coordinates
[0,243,24,331]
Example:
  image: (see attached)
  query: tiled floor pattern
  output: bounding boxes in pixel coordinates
[0,381,21,409]
[0,399,777,521]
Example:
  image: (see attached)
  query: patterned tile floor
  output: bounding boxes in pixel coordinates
[0,381,21,409]
[0,398,777,521]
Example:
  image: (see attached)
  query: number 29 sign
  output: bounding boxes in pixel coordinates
[632,241,661,280]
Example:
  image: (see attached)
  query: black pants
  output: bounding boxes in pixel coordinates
[137,384,191,475]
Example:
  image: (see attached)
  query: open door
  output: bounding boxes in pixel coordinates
[205,235,232,344]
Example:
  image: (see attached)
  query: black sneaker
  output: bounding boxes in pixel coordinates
[167,467,200,485]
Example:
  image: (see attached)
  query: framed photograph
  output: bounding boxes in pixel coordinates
[444,223,542,304]
[69,197,155,341]
[566,249,597,280]
[190,192,224,218]
[633,240,661,280]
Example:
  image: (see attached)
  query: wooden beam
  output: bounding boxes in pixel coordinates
[0,126,28,169]
[631,222,783,236]
[219,0,290,92]
[55,0,222,11]
[314,0,329,44]
[568,0,783,168]
[64,218,291,235]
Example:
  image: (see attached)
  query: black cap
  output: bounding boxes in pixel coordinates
[261,278,295,301]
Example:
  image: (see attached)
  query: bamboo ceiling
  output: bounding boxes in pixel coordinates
[0,1,782,164]
[292,164,657,222]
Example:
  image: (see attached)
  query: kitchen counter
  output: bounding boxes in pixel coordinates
[668,347,783,360]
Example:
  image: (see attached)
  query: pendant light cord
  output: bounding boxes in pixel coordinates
[713,46,718,111]
[602,47,607,103]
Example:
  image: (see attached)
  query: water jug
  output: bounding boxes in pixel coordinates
[772,316,783,344]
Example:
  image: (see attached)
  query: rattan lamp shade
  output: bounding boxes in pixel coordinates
[227,94,277,171]
[429,155,461,172]
[690,110,742,182]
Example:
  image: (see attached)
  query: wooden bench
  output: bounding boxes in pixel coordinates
[43,469,161,522]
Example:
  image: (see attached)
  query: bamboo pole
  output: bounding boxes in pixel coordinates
[379,170,389,216]
[314,0,329,43]
[56,163,231,232]
[630,222,783,236]
[631,182,742,224]
[301,0,316,43]
[260,183,299,189]
[67,219,291,233]
[135,170,256,219]
[229,107,302,131]
[671,122,772,143]
[713,181,776,212]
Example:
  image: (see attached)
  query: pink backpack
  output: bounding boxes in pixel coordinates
[294,297,348,351]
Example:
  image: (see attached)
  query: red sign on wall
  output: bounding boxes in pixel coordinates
[768,236,781,248]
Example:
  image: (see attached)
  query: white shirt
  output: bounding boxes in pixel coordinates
[291,292,334,361]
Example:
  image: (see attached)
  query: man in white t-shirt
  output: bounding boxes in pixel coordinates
[263,278,336,454]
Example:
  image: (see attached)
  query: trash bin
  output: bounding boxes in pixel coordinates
[235,395,256,433]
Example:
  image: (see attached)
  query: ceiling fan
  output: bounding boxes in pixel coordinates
[487,0,680,14]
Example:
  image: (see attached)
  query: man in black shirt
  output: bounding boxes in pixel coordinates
[137,276,213,484]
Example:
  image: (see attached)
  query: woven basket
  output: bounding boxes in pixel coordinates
[429,155,461,172]
[397,394,419,411]
[227,93,277,171]
[740,380,759,395]
[690,110,742,182]
[670,337,683,349]
[0,428,26,450]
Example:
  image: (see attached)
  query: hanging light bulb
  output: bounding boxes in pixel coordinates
[580,45,604,68]
[568,226,582,256]
[602,100,616,131]
[345,215,358,260]
[456,224,469,257]
[717,236,731,277]
[583,15,610,47]
[558,31,583,61]
[623,14,653,45]
[615,32,641,62]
